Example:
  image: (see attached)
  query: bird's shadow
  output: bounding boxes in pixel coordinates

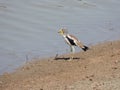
[54,57,80,60]
[54,54,80,60]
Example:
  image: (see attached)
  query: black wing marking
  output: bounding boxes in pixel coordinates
[66,36,77,46]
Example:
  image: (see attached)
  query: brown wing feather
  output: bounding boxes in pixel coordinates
[77,41,84,48]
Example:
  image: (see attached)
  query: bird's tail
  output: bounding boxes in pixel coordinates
[82,45,89,51]
[77,41,89,51]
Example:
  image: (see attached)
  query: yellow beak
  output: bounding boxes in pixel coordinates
[58,31,60,33]
[58,29,62,34]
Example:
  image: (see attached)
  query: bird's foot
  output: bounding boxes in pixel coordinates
[68,57,73,61]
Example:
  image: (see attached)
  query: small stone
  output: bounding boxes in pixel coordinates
[86,76,89,78]
[112,67,118,70]
[89,78,93,81]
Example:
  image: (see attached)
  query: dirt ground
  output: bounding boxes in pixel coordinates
[0,40,120,90]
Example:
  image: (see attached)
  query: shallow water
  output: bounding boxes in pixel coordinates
[0,0,120,74]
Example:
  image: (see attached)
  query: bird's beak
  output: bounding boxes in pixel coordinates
[58,30,61,34]
[58,31,60,33]
[58,29,64,35]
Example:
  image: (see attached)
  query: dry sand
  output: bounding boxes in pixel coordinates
[0,40,120,90]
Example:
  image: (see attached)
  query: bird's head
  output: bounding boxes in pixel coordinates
[58,28,68,35]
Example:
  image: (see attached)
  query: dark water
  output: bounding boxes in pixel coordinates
[0,0,120,74]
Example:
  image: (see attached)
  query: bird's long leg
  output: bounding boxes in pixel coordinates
[70,46,75,60]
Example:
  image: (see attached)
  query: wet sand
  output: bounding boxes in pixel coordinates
[0,40,120,90]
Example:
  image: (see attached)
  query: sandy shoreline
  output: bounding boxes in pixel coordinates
[0,40,120,90]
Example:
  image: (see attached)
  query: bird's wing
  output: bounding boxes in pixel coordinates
[68,34,84,48]
[68,34,79,41]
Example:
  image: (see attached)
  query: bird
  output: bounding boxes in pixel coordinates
[58,28,89,60]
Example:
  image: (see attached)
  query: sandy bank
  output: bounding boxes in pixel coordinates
[0,40,120,90]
